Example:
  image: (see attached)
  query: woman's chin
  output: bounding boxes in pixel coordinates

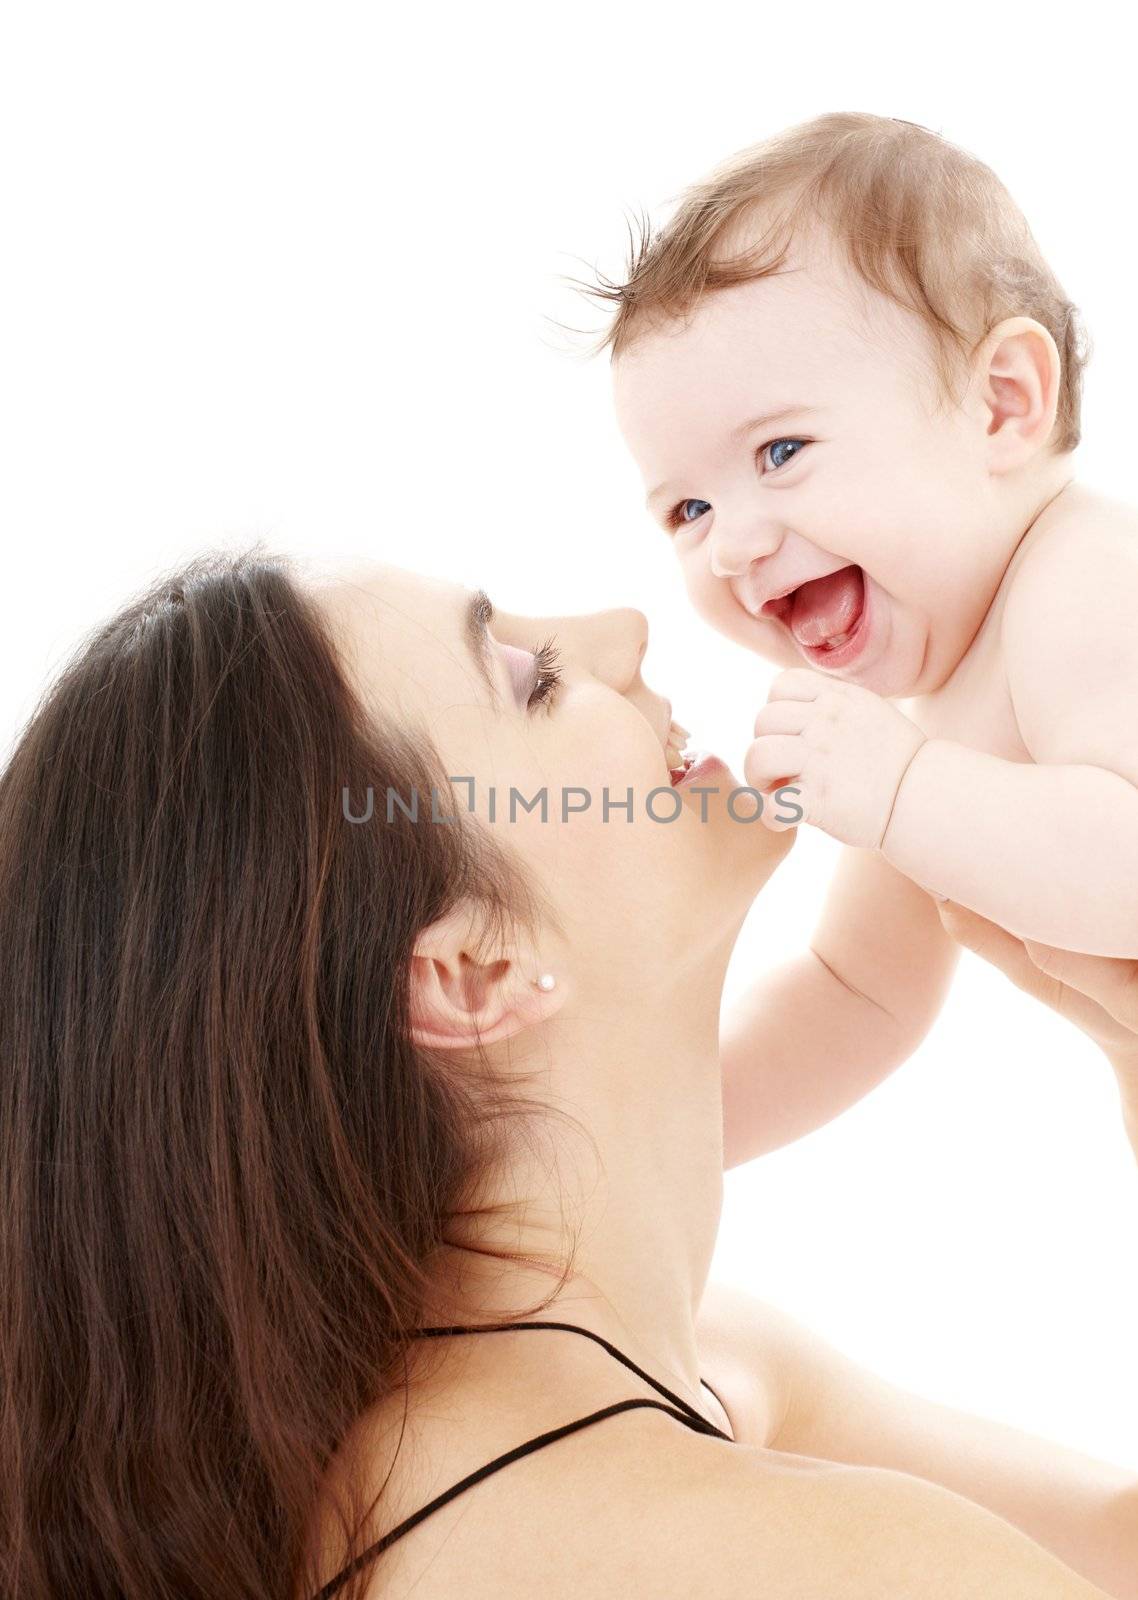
[677,754,790,826]
[678,761,797,884]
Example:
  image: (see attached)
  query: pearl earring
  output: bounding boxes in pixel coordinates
[535,973,557,992]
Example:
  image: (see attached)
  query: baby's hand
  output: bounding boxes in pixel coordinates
[744,668,927,848]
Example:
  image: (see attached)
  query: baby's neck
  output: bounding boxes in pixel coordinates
[1010,456,1079,556]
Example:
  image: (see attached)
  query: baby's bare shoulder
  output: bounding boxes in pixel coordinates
[1006,482,1138,608]
[1002,484,1136,654]
[1001,483,1138,765]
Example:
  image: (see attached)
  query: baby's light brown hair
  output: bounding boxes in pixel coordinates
[570,112,1090,454]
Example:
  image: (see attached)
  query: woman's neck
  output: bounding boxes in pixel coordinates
[422,944,733,1409]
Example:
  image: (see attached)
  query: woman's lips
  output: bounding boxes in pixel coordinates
[672,751,728,789]
[663,713,733,792]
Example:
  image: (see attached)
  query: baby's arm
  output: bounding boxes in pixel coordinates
[721,843,959,1169]
[882,523,1138,956]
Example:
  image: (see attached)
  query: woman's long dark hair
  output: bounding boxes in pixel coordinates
[0,546,576,1599]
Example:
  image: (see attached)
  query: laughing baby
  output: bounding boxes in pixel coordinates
[578,112,1138,1164]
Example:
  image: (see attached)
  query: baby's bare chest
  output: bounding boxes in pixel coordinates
[902,482,1138,761]
[900,608,1030,762]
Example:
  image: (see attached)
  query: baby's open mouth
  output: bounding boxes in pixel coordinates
[762,563,866,653]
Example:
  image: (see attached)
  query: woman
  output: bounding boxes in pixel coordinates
[0,547,1133,1600]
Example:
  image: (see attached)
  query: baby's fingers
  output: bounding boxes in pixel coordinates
[744,734,802,793]
[766,667,828,703]
[753,699,809,737]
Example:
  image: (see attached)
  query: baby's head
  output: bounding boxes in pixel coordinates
[586,114,1089,697]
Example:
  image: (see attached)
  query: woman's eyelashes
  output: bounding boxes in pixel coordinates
[497,637,564,712]
[662,437,809,531]
[526,637,563,713]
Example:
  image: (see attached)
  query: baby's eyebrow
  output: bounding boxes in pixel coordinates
[727,403,819,441]
[644,402,820,508]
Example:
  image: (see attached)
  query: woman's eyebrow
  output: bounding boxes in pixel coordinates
[464,588,501,708]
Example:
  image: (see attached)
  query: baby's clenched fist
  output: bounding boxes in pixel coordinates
[744,667,928,848]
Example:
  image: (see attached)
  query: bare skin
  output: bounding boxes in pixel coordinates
[611,222,1138,1166]
[936,901,1138,1168]
[299,563,1135,1599]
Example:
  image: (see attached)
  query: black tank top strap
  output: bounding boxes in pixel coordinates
[313,1396,724,1598]
[414,1319,731,1427]
[310,1318,732,1600]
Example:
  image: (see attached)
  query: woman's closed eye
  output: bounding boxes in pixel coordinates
[525,638,562,712]
[499,636,564,713]
[663,437,810,531]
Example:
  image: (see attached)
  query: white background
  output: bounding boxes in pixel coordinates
[2,3,1135,1470]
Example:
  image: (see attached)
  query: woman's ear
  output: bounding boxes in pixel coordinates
[407,900,566,1052]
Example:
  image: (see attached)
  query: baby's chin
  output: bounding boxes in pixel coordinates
[710,604,803,669]
[769,580,924,697]
[704,584,927,697]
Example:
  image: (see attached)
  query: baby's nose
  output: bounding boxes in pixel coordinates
[708,519,784,578]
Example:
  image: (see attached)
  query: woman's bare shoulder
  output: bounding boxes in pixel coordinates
[311,1285,1113,1599]
[690,1282,1111,1595]
[650,1441,1113,1597]
[693,1277,804,1446]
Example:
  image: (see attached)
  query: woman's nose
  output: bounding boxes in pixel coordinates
[539,606,649,693]
[587,607,649,691]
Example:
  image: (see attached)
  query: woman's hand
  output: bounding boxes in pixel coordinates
[936,900,1138,1162]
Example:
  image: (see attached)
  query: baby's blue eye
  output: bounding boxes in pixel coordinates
[766,438,804,469]
[676,498,711,526]
[663,437,809,532]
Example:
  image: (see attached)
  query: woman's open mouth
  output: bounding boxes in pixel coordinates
[663,720,730,790]
[762,563,870,670]
[665,720,695,785]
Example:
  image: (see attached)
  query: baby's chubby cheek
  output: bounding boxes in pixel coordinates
[680,560,743,635]
[685,572,800,668]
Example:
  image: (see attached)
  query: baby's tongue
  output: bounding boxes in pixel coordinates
[788,565,864,648]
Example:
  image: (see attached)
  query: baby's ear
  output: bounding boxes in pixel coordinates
[407,900,565,1051]
[974,315,1061,469]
